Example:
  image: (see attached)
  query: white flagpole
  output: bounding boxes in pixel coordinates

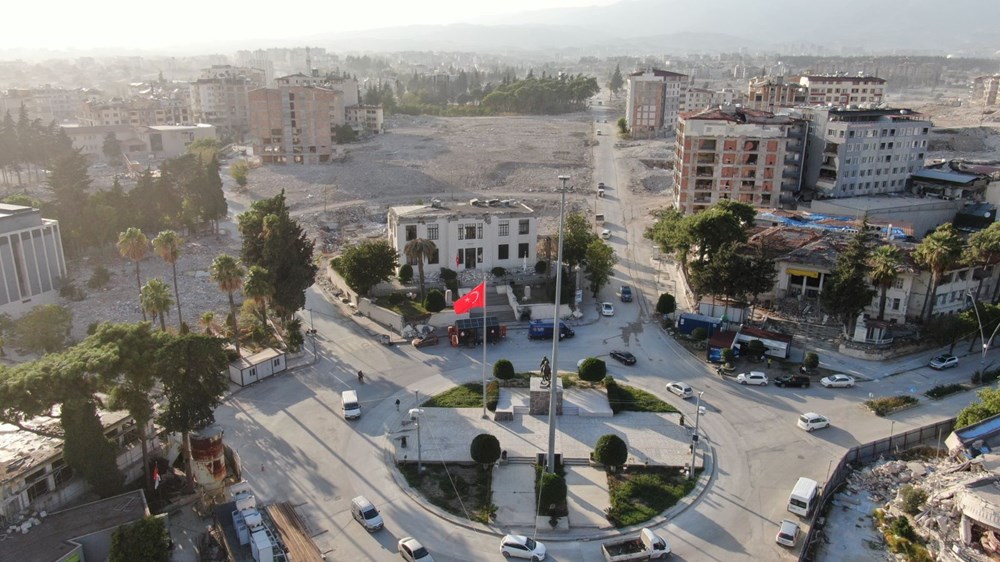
[482,273,489,419]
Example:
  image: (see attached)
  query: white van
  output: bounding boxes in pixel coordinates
[351,496,384,531]
[342,390,361,419]
[787,477,819,517]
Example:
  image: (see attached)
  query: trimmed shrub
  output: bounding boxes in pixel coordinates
[535,260,547,274]
[721,347,735,365]
[690,327,708,341]
[538,472,567,517]
[803,352,820,370]
[493,359,515,381]
[744,339,766,359]
[655,293,676,316]
[470,433,501,467]
[594,434,628,468]
[424,289,446,312]
[88,266,112,289]
[578,357,607,383]
[925,384,964,399]
[491,266,506,278]
[398,264,414,283]
[486,380,500,411]
[864,395,918,416]
[439,268,457,281]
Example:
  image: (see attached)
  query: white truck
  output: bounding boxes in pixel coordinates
[601,528,671,561]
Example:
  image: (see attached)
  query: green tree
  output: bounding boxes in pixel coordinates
[493,359,515,381]
[110,516,170,562]
[617,117,629,136]
[47,150,92,255]
[537,472,567,517]
[608,64,625,98]
[957,385,1000,428]
[398,263,414,284]
[404,238,438,299]
[821,228,875,336]
[13,304,72,353]
[156,333,229,485]
[803,352,820,370]
[186,137,221,162]
[337,240,399,296]
[869,245,903,321]
[117,227,149,321]
[335,124,358,143]
[140,279,174,331]
[470,433,502,468]
[645,208,690,263]
[102,132,121,164]
[152,230,184,326]
[594,434,628,469]
[230,161,249,187]
[210,254,245,357]
[584,240,618,297]
[914,224,965,322]
[562,212,599,270]
[424,289,446,312]
[744,339,766,360]
[242,265,274,324]
[238,191,317,318]
[656,293,677,316]
[578,357,607,383]
[62,397,125,497]
[966,222,1000,303]
[924,314,975,353]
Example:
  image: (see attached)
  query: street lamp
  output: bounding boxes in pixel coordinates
[690,391,705,480]
[966,291,1000,373]
[546,175,571,474]
[409,408,424,472]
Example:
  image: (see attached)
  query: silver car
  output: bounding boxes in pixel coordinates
[736,371,768,386]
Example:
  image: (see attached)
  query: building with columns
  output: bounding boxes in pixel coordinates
[0,204,66,318]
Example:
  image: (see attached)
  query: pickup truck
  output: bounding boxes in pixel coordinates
[601,528,671,561]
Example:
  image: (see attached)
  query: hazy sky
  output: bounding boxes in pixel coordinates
[3,0,620,51]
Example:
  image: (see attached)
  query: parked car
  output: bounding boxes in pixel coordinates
[601,229,612,240]
[601,302,615,316]
[736,371,768,386]
[797,412,831,432]
[618,285,633,302]
[500,534,546,560]
[610,350,637,365]
[774,375,811,388]
[398,537,434,562]
[775,519,800,547]
[929,354,959,370]
[820,374,856,388]
[412,334,440,348]
[350,496,384,531]
[666,381,694,399]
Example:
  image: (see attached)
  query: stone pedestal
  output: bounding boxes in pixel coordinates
[529,377,563,415]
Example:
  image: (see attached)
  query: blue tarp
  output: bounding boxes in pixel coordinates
[758,212,909,240]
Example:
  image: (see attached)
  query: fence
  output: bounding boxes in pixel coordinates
[798,417,956,561]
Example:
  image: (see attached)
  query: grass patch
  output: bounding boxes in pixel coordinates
[924,384,965,400]
[606,466,698,527]
[399,462,495,523]
[373,292,430,322]
[864,395,918,416]
[423,382,499,411]
[606,381,679,414]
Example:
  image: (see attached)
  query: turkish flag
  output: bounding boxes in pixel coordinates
[454,281,485,314]
[153,465,160,490]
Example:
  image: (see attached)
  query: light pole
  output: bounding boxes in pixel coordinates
[690,391,705,480]
[967,291,1000,374]
[410,408,424,472]
[546,175,571,474]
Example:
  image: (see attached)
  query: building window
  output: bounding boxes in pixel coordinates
[427,249,439,264]
[26,469,50,501]
[52,459,73,488]
[519,220,529,235]
[477,224,483,239]
[464,225,477,240]
[273,358,281,367]
[518,243,529,258]
[498,221,509,236]
[891,298,901,311]
[405,225,417,241]
[498,244,509,260]
[427,224,439,240]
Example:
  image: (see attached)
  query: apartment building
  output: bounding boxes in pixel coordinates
[80,97,192,127]
[248,82,343,165]
[971,75,1000,106]
[799,75,886,106]
[387,200,537,278]
[0,204,66,318]
[800,107,931,199]
[0,87,83,124]
[626,68,688,139]
[682,87,714,113]
[59,123,215,163]
[189,65,267,140]
[672,106,807,214]
[347,104,385,135]
[746,76,808,111]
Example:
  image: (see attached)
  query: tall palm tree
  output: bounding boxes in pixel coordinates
[152,230,183,326]
[199,311,220,335]
[403,238,437,299]
[243,265,274,324]
[117,227,149,321]
[967,223,1000,303]
[914,224,965,322]
[869,245,903,321]
[140,279,174,330]
[210,254,245,357]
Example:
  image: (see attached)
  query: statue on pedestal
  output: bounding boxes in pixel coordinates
[540,356,552,387]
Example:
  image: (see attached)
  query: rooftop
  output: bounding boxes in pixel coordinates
[629,68,687,79]
[801,75,887,84]
[390,200,535,221]
[681,106,799,125]
[911,169,985,186]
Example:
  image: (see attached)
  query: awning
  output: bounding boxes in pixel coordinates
[787,268,820,278]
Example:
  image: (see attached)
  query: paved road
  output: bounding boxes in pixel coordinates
[210,111,983,562]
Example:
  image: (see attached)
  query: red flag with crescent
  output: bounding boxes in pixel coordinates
[454,281,485,314]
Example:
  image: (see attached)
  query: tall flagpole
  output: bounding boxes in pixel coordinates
[548,175,570,474]
[482,272,489,419]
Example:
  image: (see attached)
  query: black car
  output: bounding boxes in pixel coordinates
[774,375,810,388]
[610,350,637,365]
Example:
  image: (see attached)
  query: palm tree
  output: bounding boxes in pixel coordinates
[210,254,245,357]
[869,245,903,321]
[243,265,274,324]
[967,223,1000,303]
[152,230,183,326]
[914,224,965,322]
[117,227,149,321]
[403,238,437,299]
[199,311,220,335]
[140,279,174,330]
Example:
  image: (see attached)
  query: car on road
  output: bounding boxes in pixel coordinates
[411,334,439,348]
[797,412,831,432]
[820,374,856,388]
[601,229,612,239]
[774,375,810,388]
[398,537,434,562]
[610,350,637,365]
[500,534,546,560]
[601,302,615,316]
[350,496,384,531]
[618,285,633,302]
[736,371,768,386]
[929,354,959,370]
[597,130,602,135]
[666,381,694,399]
[776,519,800,547]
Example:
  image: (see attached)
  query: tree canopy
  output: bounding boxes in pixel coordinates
[335,240,399,296]
[821,227,875,336]
[584,240,618,297]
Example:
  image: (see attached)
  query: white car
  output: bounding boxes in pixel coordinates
[398,537,434,562]
[821,374,856,388]
[500,534,546,560]
[601,302,615,316]
[736,371,768,386]
[776,519,800,547]
[666,381,694,399]
[797,412,831,432]
[601,229,611,239]
[929,354,959,370]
